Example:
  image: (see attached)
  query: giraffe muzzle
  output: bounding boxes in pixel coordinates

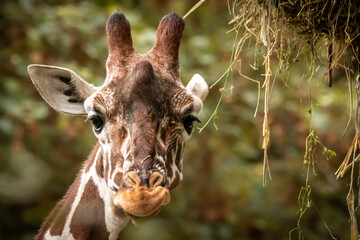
[113,171,170,217]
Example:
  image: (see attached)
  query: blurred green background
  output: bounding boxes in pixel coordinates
[0,0,357,239]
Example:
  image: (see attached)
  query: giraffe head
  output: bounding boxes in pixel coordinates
[27,12,208,218]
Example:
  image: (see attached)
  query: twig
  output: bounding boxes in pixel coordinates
[183,0,206,19]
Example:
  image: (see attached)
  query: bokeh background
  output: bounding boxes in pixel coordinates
[0,0,357,239]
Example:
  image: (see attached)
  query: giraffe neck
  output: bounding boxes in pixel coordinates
[36,143,129,240]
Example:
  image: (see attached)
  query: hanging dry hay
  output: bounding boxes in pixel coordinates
[277,0,360,82]
[227,0,360,239]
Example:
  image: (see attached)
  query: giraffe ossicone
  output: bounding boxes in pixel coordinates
[28,11,208,240]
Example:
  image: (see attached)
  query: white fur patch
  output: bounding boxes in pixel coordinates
[186,74,208,101]
[49,148,129,239]
[120,135,131,173]
[44,230,65,240]
[89,149,129,240]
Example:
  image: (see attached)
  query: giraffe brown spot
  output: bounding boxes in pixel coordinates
[175,143,183,169]
[114,172,123,186]
[35,171,81,239]
[96,152,104,178]
[165,154,174,180]
[165,136,180,181]
[169,171,180,190]
[69,178,110,239]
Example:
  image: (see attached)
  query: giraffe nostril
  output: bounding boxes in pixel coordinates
[128,176,136,185]
[123,170,165,190]
[123,171,141,188]
[149,172,164,189]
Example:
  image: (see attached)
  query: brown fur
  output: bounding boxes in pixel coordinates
[69,179,110,240]
[169,171,181,190]
[35,145,103,239]
[36,12,198,239]
[35,163,82,239]
[85,144,101,173]
[150,14,185,79]
[106,12,134,60]
[95,150,104,179]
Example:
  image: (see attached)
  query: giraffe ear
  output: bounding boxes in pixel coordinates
[186,74,208,101]
[186,74,208,114]
[27,64,98,115]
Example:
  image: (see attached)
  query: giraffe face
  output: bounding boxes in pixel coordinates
[27,12,208,218]
[85,60,200,188]
[84,60,205,216]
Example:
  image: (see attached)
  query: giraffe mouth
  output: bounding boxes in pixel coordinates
[113,171,171,217]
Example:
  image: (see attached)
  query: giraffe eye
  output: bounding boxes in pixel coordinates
[87,114,104,133]
[182,115,200,135]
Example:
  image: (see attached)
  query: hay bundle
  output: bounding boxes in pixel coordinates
[277,0,360,45]
[228,1,360,239]
[277,0,360,76]
[230,0,360,74]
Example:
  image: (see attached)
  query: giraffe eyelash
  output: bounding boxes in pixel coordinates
[85,111,105,133]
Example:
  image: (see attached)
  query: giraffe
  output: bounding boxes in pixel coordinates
[27,12,208,240]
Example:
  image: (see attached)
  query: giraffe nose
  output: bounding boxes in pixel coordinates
[114,170,171,217]
[138,171,151,188]
[123,171,165,190]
